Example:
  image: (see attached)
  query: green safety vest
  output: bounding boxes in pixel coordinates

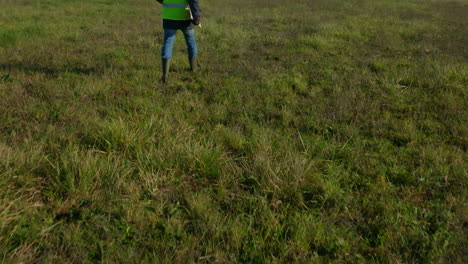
[162,0,191,21]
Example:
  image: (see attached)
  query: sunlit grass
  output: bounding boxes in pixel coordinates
[0,0,466,262]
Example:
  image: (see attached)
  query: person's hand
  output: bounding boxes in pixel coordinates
[193,16,201,25]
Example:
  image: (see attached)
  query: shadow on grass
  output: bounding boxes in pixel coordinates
[0,62,103,77]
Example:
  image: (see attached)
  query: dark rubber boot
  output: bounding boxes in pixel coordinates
[161,58,170,83]
[189,57,197,72]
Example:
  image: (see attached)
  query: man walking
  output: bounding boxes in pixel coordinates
[156,0,201,83]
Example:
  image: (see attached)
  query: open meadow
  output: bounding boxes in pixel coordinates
[0,0,467,262]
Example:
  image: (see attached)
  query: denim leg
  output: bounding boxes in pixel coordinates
[162,29,177,59]
[182,29,198,59]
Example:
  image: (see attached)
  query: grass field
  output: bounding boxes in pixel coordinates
[0,0,467,262]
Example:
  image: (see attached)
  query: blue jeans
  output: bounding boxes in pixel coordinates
[161,28,197,60]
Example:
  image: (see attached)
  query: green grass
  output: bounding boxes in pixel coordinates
[0,0,467,262]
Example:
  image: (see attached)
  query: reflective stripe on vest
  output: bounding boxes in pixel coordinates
[162,0,191,21]
[163,3,189,8]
